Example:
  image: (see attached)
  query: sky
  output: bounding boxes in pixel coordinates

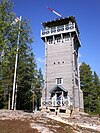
[12,0,100,77]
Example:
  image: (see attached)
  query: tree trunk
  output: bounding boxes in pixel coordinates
[8,92,11,110]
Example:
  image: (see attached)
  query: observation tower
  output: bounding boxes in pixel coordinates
[41,16,84,114]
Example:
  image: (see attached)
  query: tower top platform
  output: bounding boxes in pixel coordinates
[42,16,79,34]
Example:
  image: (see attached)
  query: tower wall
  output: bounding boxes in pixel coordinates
[41,16,84,111]
[45,39,73,98]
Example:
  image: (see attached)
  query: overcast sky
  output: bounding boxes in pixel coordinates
[13,0,100,77]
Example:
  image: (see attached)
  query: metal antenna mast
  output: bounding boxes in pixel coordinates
[47,7,62,17]
[11,16,22,110]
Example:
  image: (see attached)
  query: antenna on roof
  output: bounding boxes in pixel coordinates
[47,7,62,18]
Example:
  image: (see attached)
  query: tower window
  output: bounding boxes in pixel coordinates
[63,34,69,41]
[55,36,61,43]
[48,38,53,44]
[47,36,53,44]
[74,52,78,70]
[56,78,63,85]
[62,61,65,63]
[75,78,78,86]
[56,37,61,43]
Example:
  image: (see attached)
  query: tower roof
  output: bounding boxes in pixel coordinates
[49,85,67,94]
[42,16,79,34]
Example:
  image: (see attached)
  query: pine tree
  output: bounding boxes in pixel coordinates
[80,62,100,114]
[80,62,93,113]
[16,44,37,110]
[0,0,15,109]
[92,71,100,114]
[34,68,44,110]
[0,0,44,111]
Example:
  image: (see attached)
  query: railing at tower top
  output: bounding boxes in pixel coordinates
[41,96,73,108]
[41,23,78,37]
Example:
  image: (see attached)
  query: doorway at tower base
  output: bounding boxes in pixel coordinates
[40,84,84,115]
[40,105,83,116]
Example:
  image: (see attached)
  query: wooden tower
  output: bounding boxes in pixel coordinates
[41,16,84,114]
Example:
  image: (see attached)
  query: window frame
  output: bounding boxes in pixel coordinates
[56,78,63,85]
[48,38,53,44]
